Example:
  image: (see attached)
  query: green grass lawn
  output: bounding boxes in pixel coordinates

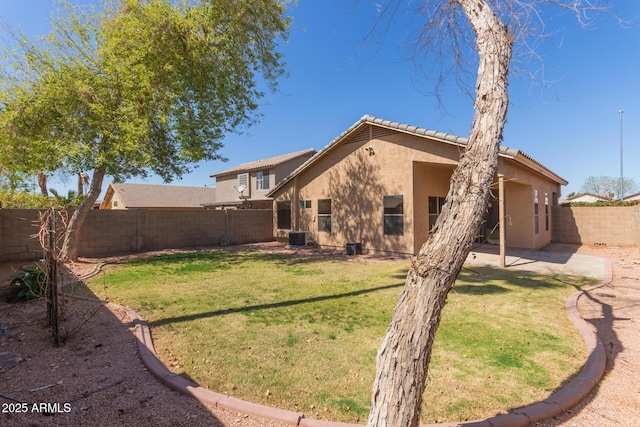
[83,250,597,424]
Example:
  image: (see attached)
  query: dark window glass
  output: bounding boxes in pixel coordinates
[534,190,539,234]
[428,196,446,230]
[383,195,404,236]
[299,200,311,210]
[545,193,549,231]
[276,201,291,230]
[318,199,331,233]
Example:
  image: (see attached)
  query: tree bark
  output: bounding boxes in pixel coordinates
[367,1,512,426]
[60,165,106,260]
[78,172,84,196]
[37,172,49,197]
[77,172,90,196]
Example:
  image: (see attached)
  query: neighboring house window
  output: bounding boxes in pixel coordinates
[113,201,118,207]
[318,199,332,233]
[299,200,311,210]
[428,196,446,230]
[256,170,269,190]
[534,190,539,234]
[276,201,291,229]
[383,195,404,236]
[238,173,248,190]
[545,193,549,231]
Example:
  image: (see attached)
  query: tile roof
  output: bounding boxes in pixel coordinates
[105,182,216,208]
[268,115,567,197]
[211,148,316,178]
[566,192,612,202]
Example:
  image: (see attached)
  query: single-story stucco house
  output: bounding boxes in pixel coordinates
[562,193,612,203]
[267,115,568,256]
[100,182,217,210]
[623,192,640,202]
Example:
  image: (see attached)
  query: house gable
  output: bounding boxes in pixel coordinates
[208,148,316,208]
[268,115,567,255]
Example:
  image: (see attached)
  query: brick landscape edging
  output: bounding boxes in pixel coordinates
[80,257,612,427]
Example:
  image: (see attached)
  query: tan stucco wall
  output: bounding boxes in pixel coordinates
[272,125,563,254]
[215,174,249,203]
[503,180,533,248]
[274,128,464,254]
[498,159,561,249]
[413,162,455,253]
[214,155,313,205]
[109,192,127,210]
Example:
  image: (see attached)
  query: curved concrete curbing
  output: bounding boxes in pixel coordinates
[79,257,612,427]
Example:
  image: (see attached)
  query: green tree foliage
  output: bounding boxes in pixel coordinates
[0,0,290,259]
[0,169,36,193]
[0,190,53,209]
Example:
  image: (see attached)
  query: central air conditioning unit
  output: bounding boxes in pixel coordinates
[288,231,309,246]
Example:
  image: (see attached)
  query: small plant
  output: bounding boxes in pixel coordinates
[9,265,47,302]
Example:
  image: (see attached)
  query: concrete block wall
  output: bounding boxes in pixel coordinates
[635,205,640,249]
[78,210,141,257]
[0,209,44,262]
[552,205,639,247]
[1,209,274,262]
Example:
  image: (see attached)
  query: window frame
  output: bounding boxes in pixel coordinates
[534,190,539,234]
[428,196,446,230]
[276,201,291,230]
[383,195,404,236]
[299,200,311,210]
[238,173,248,191]
[545,193,549,232]
[256,170,269,190]
[317,199,332,233]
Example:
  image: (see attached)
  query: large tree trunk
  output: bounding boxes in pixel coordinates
[60,165,106,260]
[367,1,513,426]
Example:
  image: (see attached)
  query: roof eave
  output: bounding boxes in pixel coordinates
[500,149,568,186]
[268,115,568,196]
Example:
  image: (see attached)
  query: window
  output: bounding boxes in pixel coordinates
[318,199,332,233]
[256,170,269,190]
[545,193,549,232]
[299,200,311,210]
[276,201,291,230]
[428,196,446,230]
[238,173,248,190]
[383,195,404,236]
[534,190,539,234]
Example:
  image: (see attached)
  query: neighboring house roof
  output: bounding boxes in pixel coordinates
[267,115,568,197]
[623,192,640,201]
[565,192,611,203]
[100,182,216,209]
[211,148,317,178]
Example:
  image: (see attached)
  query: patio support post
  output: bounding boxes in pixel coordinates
[499,174,506,267]
[292,176,299,231]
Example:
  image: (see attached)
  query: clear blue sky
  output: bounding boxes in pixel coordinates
[2,0,638,198]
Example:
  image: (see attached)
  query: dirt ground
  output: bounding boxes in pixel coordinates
[532,244,640,427]
[0,243,638,427]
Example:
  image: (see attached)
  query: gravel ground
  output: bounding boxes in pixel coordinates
[533,245,640,427]
[1,243,638,427]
